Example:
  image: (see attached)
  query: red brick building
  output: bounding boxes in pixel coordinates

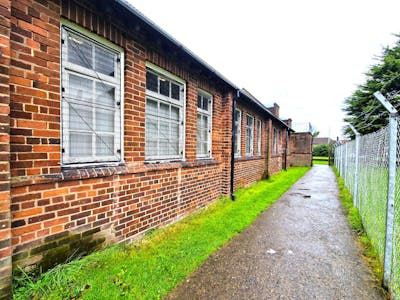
[233,89,292,189]
[0,1,311,297]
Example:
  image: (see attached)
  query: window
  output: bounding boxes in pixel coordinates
[197,90,212,158]
[256,119,262,155]
[277,129,281,154]
[245,115,254,156]
[145,64,185,160]
[234,109,241,156]
[273,127,277,155]
[61,23,123,165]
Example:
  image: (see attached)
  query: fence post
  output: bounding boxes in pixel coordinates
[374,91,398,288]
[349,125,360,208]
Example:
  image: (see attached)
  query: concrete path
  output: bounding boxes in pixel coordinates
[166,165,385,300]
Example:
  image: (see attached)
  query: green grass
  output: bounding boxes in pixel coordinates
[13,167,310,300]
[333,167,383,284]
[313,156,329,165]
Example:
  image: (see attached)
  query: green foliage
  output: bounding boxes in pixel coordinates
[313,144,329,156]
[343,35,400,137]
[333,168,383,284]
[13,168,310,300]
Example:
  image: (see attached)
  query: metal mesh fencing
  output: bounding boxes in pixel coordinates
[392,119,400,297]
[357,126,389,261]
[334,117,399,298]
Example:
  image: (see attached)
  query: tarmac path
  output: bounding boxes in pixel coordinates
[166,165,385,300]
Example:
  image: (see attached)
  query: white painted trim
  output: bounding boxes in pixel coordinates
[60,22,125,166]
[196,89,213,159]
[245,114,254,156]
[145,64,186,162]
[234,108,242,157]
[146,61,185,85]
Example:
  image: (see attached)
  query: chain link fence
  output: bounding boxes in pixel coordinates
[334,116,399,298]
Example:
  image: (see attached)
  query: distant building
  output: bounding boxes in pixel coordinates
[313,137,333,145]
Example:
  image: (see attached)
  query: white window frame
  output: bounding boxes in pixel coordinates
[256,119,262,156]
[277,129,281,155]
[61,20,124,166]
[145,62,186,161]
[196,90,213,159]
[245,114,254,156]
[234,109,241,157]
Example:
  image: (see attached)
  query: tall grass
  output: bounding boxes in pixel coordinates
[334,168,383,284]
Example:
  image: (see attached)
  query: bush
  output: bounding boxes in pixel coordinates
[313,144,329,156]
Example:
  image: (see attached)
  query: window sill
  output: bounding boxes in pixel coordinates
[11,160,221,188]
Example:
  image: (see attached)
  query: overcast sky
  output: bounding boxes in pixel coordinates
[129,0,400,138]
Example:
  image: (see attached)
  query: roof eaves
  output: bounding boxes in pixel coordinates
[239,89,293,131]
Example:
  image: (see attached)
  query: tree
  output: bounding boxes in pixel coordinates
[343,35,400,138]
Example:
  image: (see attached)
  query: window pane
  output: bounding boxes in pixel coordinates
[197,142,201,155]
[203,115,208,127]
[202,143,208,154]
[235,110,240,122]
[69,74,93,102]
[159,78,170,96]
[197,114,202,128]
[197,95,202,109]
[159,103,169,119]
[171,106,179,121]
[96,135,114,156]
[170,123,179,155]
[202,129,208,141]
[202,97,208,111]
[169,139,179,155]
[70,133,92,157]
[159,139,169,155]
[68,34,93,69]
[96,109,114,132]
[159,120,169,139]
[69,104,92,131]
[146,71,158,92]
[95,82,115,107]
[247,116,253,126]
[146,99,158,116]
[146,117,158,140]
[95,46,115,77]
[146,140,157,156]
[171,83,180,100]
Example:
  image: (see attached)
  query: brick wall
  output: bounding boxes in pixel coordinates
[233,101,268,189]
[266,119,288,176]
[7,0,233,284]
[0,1,12,298]
[289,132,312,167]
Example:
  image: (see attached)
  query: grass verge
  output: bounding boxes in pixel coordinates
[333,167,384,284]
[13,167,309,300]
[313,156,329,165]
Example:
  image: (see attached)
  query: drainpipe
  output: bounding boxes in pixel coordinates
[230,90,239,201]
[284,130,289,170]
